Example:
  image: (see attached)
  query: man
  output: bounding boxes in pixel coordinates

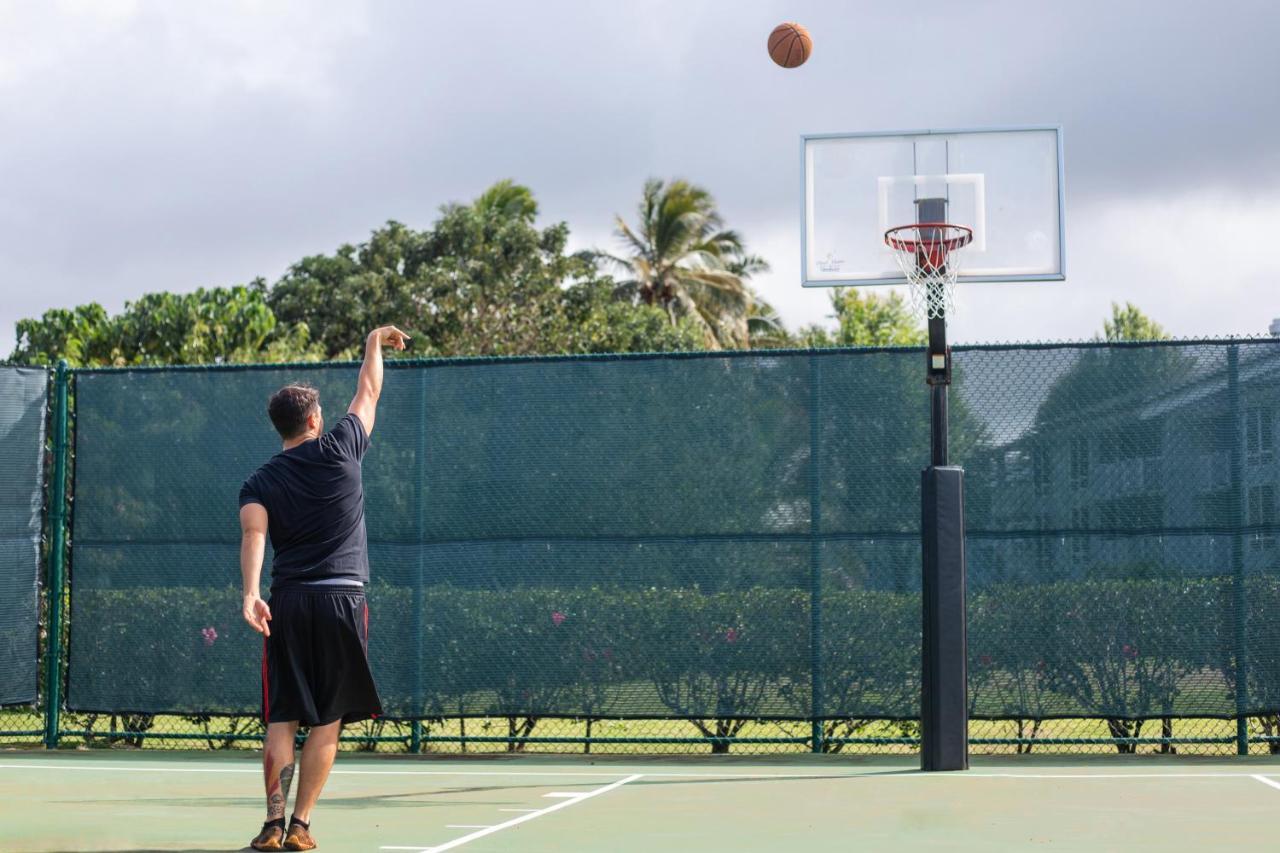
[239,325,409,851]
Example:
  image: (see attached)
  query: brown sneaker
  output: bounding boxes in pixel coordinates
[250,820,286,851]
[284,817,317,851]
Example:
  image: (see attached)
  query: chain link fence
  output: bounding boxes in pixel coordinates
[2,341,1278,756]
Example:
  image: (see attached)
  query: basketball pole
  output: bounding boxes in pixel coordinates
[917,197,969,772]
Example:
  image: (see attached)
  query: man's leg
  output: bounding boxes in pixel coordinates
[292,720,341,824]
[264,721,300,821]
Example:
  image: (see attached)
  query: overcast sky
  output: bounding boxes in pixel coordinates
[2,0,1278,351]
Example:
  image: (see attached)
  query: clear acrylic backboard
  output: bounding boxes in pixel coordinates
[801,126,1065,286]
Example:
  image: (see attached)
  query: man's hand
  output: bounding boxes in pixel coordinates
[370,325,410,351]
[243,594,272,636]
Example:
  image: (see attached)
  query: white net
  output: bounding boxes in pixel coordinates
[885,225,971,320]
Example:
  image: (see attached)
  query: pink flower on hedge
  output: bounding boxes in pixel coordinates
[1122,644,1138,660]
[724,628,739,644]
[551,611,566,626]
[201,626,218,647]
[978,654,993,667]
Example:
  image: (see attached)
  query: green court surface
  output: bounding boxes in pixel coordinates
[2,751,1279,852]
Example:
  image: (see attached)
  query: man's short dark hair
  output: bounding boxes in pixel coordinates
[268,384,320,440]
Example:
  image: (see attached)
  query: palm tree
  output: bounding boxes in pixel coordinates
[599,179,765,350]
[473,179,538,224]
[746,293,790,348]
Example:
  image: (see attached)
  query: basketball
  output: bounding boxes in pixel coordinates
[768,22,812,68]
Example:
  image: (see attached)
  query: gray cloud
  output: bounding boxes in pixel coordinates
[2,0,1278,350]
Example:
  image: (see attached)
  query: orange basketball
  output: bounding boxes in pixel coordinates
[768,22,812,68]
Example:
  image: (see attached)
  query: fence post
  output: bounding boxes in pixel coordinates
[808,354,824,753]
[1227,345,1248,755]
[411,367,427,755]
[43,361,70,749]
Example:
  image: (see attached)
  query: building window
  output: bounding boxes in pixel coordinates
[1098,418,1164,464]
[1033,445,1051,499]
[1070,436,1089,489]
[1071,506,1089,563]
[1246,407,1275,466]
[1248,484,1276,551]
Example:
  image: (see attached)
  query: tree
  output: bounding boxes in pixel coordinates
[559,279,705,354]
[12,180,721,366]
[745,294,790,349]
[795,289,926,347]
[267,221,424,360]
[269,181,704,359]
[1101,302,1169,342]
[1033,302,1180,433]
[599,179,766,350]
[10,283,322,367]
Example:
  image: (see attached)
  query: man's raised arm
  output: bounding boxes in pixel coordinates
[348,325,410,436]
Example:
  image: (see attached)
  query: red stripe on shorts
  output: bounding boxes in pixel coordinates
[261,636,270,724]
[364,601,379,719]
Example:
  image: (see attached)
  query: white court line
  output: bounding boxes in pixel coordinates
[0,763,625,778]
[381,774,642,853]
[1252,774,1280,792]
[0,763,1276,782]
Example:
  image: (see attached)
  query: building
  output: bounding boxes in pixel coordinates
[968,343,1280,584]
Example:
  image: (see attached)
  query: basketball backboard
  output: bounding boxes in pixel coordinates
[801,126,1065,286]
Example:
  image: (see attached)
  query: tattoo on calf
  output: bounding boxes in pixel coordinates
[279,763,296,811]
[264,757,295,821]
[268,789,286,820]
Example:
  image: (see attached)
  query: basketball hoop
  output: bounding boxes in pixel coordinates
[884,223,972,320]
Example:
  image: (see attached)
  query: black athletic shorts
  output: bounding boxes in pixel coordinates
[261,588,383,727]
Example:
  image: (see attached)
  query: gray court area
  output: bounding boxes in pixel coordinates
[2,751,1278,852]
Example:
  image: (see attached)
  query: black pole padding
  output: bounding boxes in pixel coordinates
[930,383,948,467]
[921,465,969,772]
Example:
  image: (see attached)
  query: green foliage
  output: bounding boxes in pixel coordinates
[800,289,926,347]
[1101,302,1169,342]
[599,178,768,350]
[67,575,1251,752]
[1242,575,1280,715]
[266,222,424,360]
[10,283,323,367]
[969,578,1230,733]
[743,294,793,349]
[268,183,704,359]
[11,180,713,366]
[559,279,705,354]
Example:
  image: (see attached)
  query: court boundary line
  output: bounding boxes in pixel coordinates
[1252,774,1280,792]
[380,773,643,853]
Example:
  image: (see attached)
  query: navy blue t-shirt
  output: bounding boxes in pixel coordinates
[239,413,371,589]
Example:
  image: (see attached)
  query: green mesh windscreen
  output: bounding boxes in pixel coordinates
[66,342,1280,721]
[0,367,47,705]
